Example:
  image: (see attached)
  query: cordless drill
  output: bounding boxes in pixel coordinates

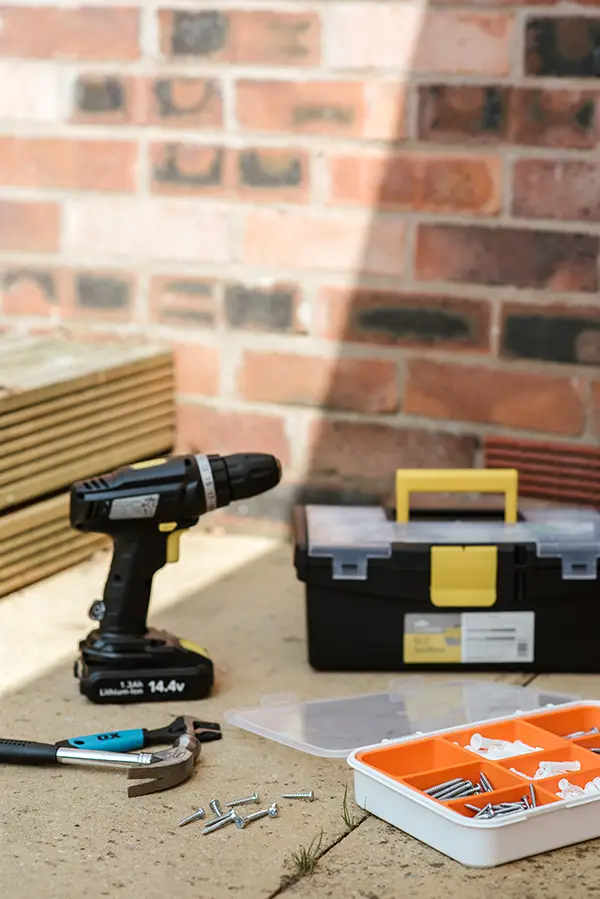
[70,452,282,704]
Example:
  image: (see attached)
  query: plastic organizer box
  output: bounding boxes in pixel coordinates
[349,700,600,867]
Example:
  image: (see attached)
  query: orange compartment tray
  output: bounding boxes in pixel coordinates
[350,702,600,866]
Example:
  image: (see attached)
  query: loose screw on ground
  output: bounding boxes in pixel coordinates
[209,799,223,817]
[226,792,260,808]
[281,791,315,801]
[177,807,206,827]
[243,803,279,825]
[201,809,237,834]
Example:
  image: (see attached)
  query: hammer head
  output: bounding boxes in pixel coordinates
[126,734,200,797]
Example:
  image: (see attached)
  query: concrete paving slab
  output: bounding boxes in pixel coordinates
[0,532,575,899]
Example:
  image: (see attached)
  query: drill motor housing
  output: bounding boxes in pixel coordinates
[70,452,282,704]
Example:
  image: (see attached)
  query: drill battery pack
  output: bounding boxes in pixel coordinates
[76,629,214,704]
[293,468,600,674]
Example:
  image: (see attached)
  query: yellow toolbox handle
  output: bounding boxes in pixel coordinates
[395,469,518,524]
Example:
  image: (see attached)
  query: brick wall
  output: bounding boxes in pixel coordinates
[1,2,599,523]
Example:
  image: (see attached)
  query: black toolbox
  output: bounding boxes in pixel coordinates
[293,469,600,674]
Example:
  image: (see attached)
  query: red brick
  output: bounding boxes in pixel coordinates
[150,144,228,198]
[229,10,321,65]
[0,137,137,192]
[404,360,585,435]
[429,0,597,6]
[418,86,600,149]
[316,287,491,352]
[177,403,291,467]
[63,198,231,263]
[325,7,512,76]
[0,200,59,252]
[141,77,223,129]
[1,268,59,317]
[71,75,134,125]
[512,159,600,223]
[236,80,366,137]
[0,7,140,60]
[364,82,409,141]
[173,344,220,398]
[149,277,218,328]
[327,152,501,215]
[415,224,598,292]
[306,418,476,485]
[237,351,399,414]
[243,210,405,277]
[592,383,600,438]
[159,9,320,64]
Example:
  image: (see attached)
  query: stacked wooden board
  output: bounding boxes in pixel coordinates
[0,336,175,598]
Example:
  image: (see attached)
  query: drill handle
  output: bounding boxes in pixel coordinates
[100,529,174,636]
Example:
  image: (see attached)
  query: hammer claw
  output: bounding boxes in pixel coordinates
[125,735,200,797]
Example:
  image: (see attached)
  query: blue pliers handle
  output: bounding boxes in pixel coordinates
[58,716,221,753]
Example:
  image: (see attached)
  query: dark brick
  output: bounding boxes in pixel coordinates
[76,274,130,309]
[416,224,599,292]
[238,149,303,188]
[163,10,228,58]
[2,269,55,301]
[1,268,57,316]
[525,17,600,78]
[501,304,600,366]
[510,88,598,148]
[224,284,297,332]
[317,287,490,351]
[418,85,509,143]
[152,77,222,125]
[75,76,125,113]
[418,84,599,149]
[151,144,224,192]
[150,277,217,327]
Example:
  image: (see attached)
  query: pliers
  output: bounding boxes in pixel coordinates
[57,716,222,753]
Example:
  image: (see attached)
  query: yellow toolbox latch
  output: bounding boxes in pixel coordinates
[430,546,498,608]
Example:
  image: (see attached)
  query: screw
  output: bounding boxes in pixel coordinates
[177,807,206,827]
[529,784,537,808]
[226,792,260,808]
[209,799,223,817]
[281,791,314,801]
[479,773,494,793]
[244,803,279,825]
[201,809,237,834]
[424,777,464,796]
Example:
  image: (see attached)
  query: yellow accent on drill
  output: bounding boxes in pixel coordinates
[157,522,183,562]
[395,468,518,524]
[430,545,498,607]
[166,530,183,563]
[179,639,211,660]
[131,458,167,470]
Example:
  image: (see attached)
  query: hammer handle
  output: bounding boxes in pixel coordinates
[0,738,58,764]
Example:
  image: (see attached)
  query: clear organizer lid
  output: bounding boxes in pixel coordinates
[304,505,600,580]
[224,679,577,759]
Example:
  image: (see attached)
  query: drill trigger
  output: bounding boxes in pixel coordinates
[166,530,183,563]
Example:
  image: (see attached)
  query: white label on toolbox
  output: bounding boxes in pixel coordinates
[462,612,535,663]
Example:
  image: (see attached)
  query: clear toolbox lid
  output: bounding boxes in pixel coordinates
[224,679,577,759]
[305,505,600,581]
